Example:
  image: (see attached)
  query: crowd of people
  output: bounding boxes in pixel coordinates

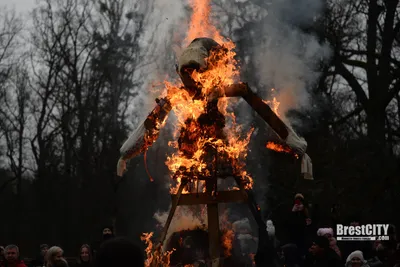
[272,193,400,267]
[0,227,145,267]
[1,193,399,267]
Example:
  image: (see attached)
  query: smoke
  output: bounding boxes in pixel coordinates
[154,205,207,250]
[129,0,187,128]
[248,0,331,120]
[128,0,330,248]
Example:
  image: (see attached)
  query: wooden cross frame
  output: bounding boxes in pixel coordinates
[156,175,267,267]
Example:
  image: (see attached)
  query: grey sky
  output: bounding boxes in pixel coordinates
[0,0,36,14]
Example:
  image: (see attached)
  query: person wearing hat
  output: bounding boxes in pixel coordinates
[92,225,115,261]
[345,250,370,267]
[101,226,114,241]
[304,236,342,267]
[287,193,312,255]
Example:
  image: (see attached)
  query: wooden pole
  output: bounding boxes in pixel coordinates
[206,178,222,267]
[158,180,187,246]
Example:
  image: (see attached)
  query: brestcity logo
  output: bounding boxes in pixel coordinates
[336,224,390,241]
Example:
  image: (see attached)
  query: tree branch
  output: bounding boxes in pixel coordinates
[334,61,369,109]
[331,106,364,126]
[342,58,368,70]
[385,78,400,106]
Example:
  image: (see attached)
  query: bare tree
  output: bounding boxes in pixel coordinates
[27,0,151,245]
[324,0,400,152]
[0,65,31,244]
[0,7,24,191]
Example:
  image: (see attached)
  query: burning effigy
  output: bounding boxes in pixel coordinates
[116,0,312,266]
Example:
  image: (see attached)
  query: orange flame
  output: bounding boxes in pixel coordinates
[220,210,235,257]
[141,232,175,266]
[184,0,224,46]
[162,0,253,193]
[266,142,299,159]
[143,0,257,263]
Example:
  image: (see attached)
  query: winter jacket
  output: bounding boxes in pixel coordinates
[328,237,342,258]
[304,248,342,267]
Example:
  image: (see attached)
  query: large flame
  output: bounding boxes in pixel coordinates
[162,0,253,194]
[142,0,284,264]
[183,0,225,46]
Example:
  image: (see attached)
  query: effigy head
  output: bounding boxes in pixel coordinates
[177,37,222,97]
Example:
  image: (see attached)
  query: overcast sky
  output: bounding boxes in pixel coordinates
[0,0,36,14]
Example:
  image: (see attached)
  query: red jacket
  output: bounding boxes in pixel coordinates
[0,260,27,267]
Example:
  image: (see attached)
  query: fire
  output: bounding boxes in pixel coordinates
[184,0,224,46]
[222,229,234,257]
[142,0,257,264]
[141,232,175,266]
[220,210,235,257]
[161,0,253,194]
[262,97,280,116]
[262,88,280,116]
[266,142,299,159]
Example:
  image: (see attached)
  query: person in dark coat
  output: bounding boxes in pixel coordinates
[304,236,342,267]
[281,243,301,267]
[92,226,115,259]
[30,244,48,267]
[287,193,312,256]
[94,237,144,267]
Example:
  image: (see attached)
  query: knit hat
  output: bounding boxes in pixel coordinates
[266,220,275,237]
[317,228,334,236]
[346,250,364,263]
[103,225,114,232]
[294,193,304,200]
[314,236,329,249]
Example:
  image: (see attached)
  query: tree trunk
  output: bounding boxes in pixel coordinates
[366,106,387,153]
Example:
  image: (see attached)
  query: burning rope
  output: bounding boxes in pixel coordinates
[144,150,154,182]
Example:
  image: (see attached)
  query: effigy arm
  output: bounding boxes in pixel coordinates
[222,83,307,156]
[117,98,172,176]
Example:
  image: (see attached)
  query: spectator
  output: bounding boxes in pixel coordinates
[1,245,27,267]
[30,244,48,267]
[339,218,373,263]
[317,228,341,258]
[92,226,115,257]
[101,227,114,241]
[95,237,144,267]
[281,243,301,267]
[374,224,399,267]
[287,193,311,255]
[76,244,92,267]
[45,247,68,267]
[304,236,341,267]
[345,250,370,267]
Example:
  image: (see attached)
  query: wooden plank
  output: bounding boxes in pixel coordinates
[208,202,222,267]
[205,179,222,267]
[158,181,187,246]
[171,190,247,205]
